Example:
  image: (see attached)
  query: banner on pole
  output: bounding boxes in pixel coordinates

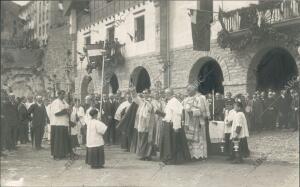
[189,9,212,51]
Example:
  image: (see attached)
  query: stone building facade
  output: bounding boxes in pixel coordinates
[65,0,300,101]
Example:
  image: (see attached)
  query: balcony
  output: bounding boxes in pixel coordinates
[85,40,125,74]
[219,0,300,35]
[217,0,300,50]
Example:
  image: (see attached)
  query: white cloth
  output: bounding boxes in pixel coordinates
[70,106,85,135]
[86,119,107,148]
[230,111,249,139]
[209,121,225,143]
[224,109,236,134]
[163,97,183,130]
[51,99,69,126]
[25,102,34,110]
[114,101,131,121]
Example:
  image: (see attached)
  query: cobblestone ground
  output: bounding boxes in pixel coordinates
[1,130,298,187]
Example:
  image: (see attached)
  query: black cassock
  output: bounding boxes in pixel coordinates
[117,102,139,151]
[102,101,116,144]
[28,103,49,149]
[4,101,19,150]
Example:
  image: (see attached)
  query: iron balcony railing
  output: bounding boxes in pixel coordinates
[220,0,300,33]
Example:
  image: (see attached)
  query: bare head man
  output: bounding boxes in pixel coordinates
[187,84,197,97]
[57,90,66,100]
[165,88,174,100]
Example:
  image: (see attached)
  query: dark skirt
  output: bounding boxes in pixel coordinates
[85,146,105,168]
[70,135,80,148]
[130,129,138,153]
[136,132,153,158]
[51,126,71,159]
[159,122,191,164]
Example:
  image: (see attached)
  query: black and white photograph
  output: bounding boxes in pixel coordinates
[0,0,299,186]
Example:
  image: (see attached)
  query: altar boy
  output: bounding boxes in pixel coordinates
[229,101,250,163]
[86,109,107,169]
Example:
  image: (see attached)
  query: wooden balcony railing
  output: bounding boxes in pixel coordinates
[219,0,300,33]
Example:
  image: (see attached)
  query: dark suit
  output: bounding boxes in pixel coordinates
[28,103,49,149]
[277,95,291,128]
[5,101,19,150]
[102,100,115,144]
[18,103,29,144]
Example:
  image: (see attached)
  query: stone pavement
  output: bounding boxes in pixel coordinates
[0,130,298,187]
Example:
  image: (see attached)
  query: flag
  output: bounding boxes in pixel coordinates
[190,9,212,51]
[86,43,106,63]
[58,0,64,11]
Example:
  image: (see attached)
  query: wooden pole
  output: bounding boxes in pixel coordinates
[212,89,215,121]
[99,50,105,120]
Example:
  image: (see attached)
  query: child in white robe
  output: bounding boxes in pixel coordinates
[229,101,250,163]
[85,109,107,169]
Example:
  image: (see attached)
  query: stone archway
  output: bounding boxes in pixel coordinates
[189,57,224,95]
[81,75,94,102]
[130,66,151,93]
[247,47,298,93]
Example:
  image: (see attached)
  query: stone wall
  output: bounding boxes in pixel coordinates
[44,24,73,92]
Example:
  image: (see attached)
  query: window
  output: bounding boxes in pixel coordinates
[39,27,41,36]
[134,16,145,42]
[107,27,115,42]
[43,25,45,35]
[46,9,48,20]
[1,19,4,32]
[84,36,91,45]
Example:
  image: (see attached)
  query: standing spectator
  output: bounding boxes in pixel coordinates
[214,93,225,121]
[51,90,71,160]
[244,93,253,131]
[70,99,85,153]
[277,90,291,129]
[260,92,267,130]
[1,90,8,156]
[102,94,115,145]
[6,93,19,150]
[252,94,263,131]
[18,97,29,144]
[264,92,277,130]
[28,96,49,150]
[26,96,35,142]
[291,91,299,131]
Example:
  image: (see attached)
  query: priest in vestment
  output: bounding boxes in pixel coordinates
[159,88,191,165]
[134,89,156,161]
[182,85,210,160]
[151,91,164,151]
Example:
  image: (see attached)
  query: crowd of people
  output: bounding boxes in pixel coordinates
[0,85,299,168]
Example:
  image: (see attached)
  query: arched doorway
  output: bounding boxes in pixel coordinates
[189,57,224,94]
[248,47,298,92]
[109,73,119,94]
[130,66,151,93]
[81,75,94,102]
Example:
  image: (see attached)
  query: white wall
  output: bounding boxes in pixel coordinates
[76,1,157,70]
[169,0,259,49]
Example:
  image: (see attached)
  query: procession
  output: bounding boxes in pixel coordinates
[1,0,300,186]
[1,86,299,165]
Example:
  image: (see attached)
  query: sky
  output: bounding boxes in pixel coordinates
[13,1,29,6]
